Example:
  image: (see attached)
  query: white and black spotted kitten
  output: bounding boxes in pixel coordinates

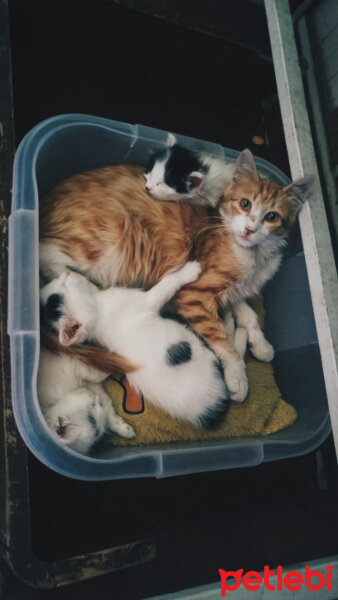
[39,263,229,434]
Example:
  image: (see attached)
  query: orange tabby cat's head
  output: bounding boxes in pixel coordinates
[219,150,314,249]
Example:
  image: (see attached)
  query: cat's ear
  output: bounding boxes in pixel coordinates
[166,133,177,147]
[59,317,87,346]
[187,171,204,192]
[284,176,315,203]
[233,149,258,183]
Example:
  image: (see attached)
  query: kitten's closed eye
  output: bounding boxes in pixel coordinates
[55,416,71,437]
[187,172,204,191]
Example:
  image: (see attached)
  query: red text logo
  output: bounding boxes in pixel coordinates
[218,564,333,596]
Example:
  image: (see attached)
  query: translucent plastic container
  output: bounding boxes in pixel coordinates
[8,114,330,480]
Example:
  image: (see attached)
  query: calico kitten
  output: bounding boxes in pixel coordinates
[40,264,229,428]
[144,134,233,206]
[40,150,313,402]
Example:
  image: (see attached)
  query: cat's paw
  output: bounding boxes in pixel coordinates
[233,327,248,359]
[179,261,202,282]
[109,414,136,439]
[120,423,136,439]
[250,339,274,362]
[224,359,248,402]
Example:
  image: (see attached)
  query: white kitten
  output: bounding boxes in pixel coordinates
[40,262,229,429]
[38,349,135,454]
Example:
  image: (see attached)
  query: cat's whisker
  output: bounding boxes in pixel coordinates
[196,222,228,238]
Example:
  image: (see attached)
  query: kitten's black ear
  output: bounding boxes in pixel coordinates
[59,317,87,346]
[187,171,204,192]
[166,133,177,147]
[284,176,315,203]
[233,149,258,182]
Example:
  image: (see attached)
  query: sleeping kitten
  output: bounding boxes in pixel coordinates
[144,134,234,206]
[38,348,135,454]
[40,263,229,429]
[39,150,314,402]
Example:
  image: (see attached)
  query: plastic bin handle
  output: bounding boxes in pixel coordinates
[8,210,39,335]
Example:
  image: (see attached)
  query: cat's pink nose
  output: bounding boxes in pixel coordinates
[145,185,151,192]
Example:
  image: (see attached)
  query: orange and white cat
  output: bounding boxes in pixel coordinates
[40,150,313,402]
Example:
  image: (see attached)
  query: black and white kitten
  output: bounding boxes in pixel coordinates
[144,134,234,207]
[39,263,230,432]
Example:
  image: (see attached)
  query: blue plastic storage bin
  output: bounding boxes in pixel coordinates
[8,114,330,480]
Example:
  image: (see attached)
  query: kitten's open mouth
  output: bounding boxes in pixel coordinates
[236,233,257,247]
[238,233,252,241]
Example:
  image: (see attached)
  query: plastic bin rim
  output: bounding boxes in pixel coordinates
[15,113,291,186]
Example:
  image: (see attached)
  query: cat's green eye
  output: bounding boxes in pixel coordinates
[264,211,280,223]
[240,198,251,210]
